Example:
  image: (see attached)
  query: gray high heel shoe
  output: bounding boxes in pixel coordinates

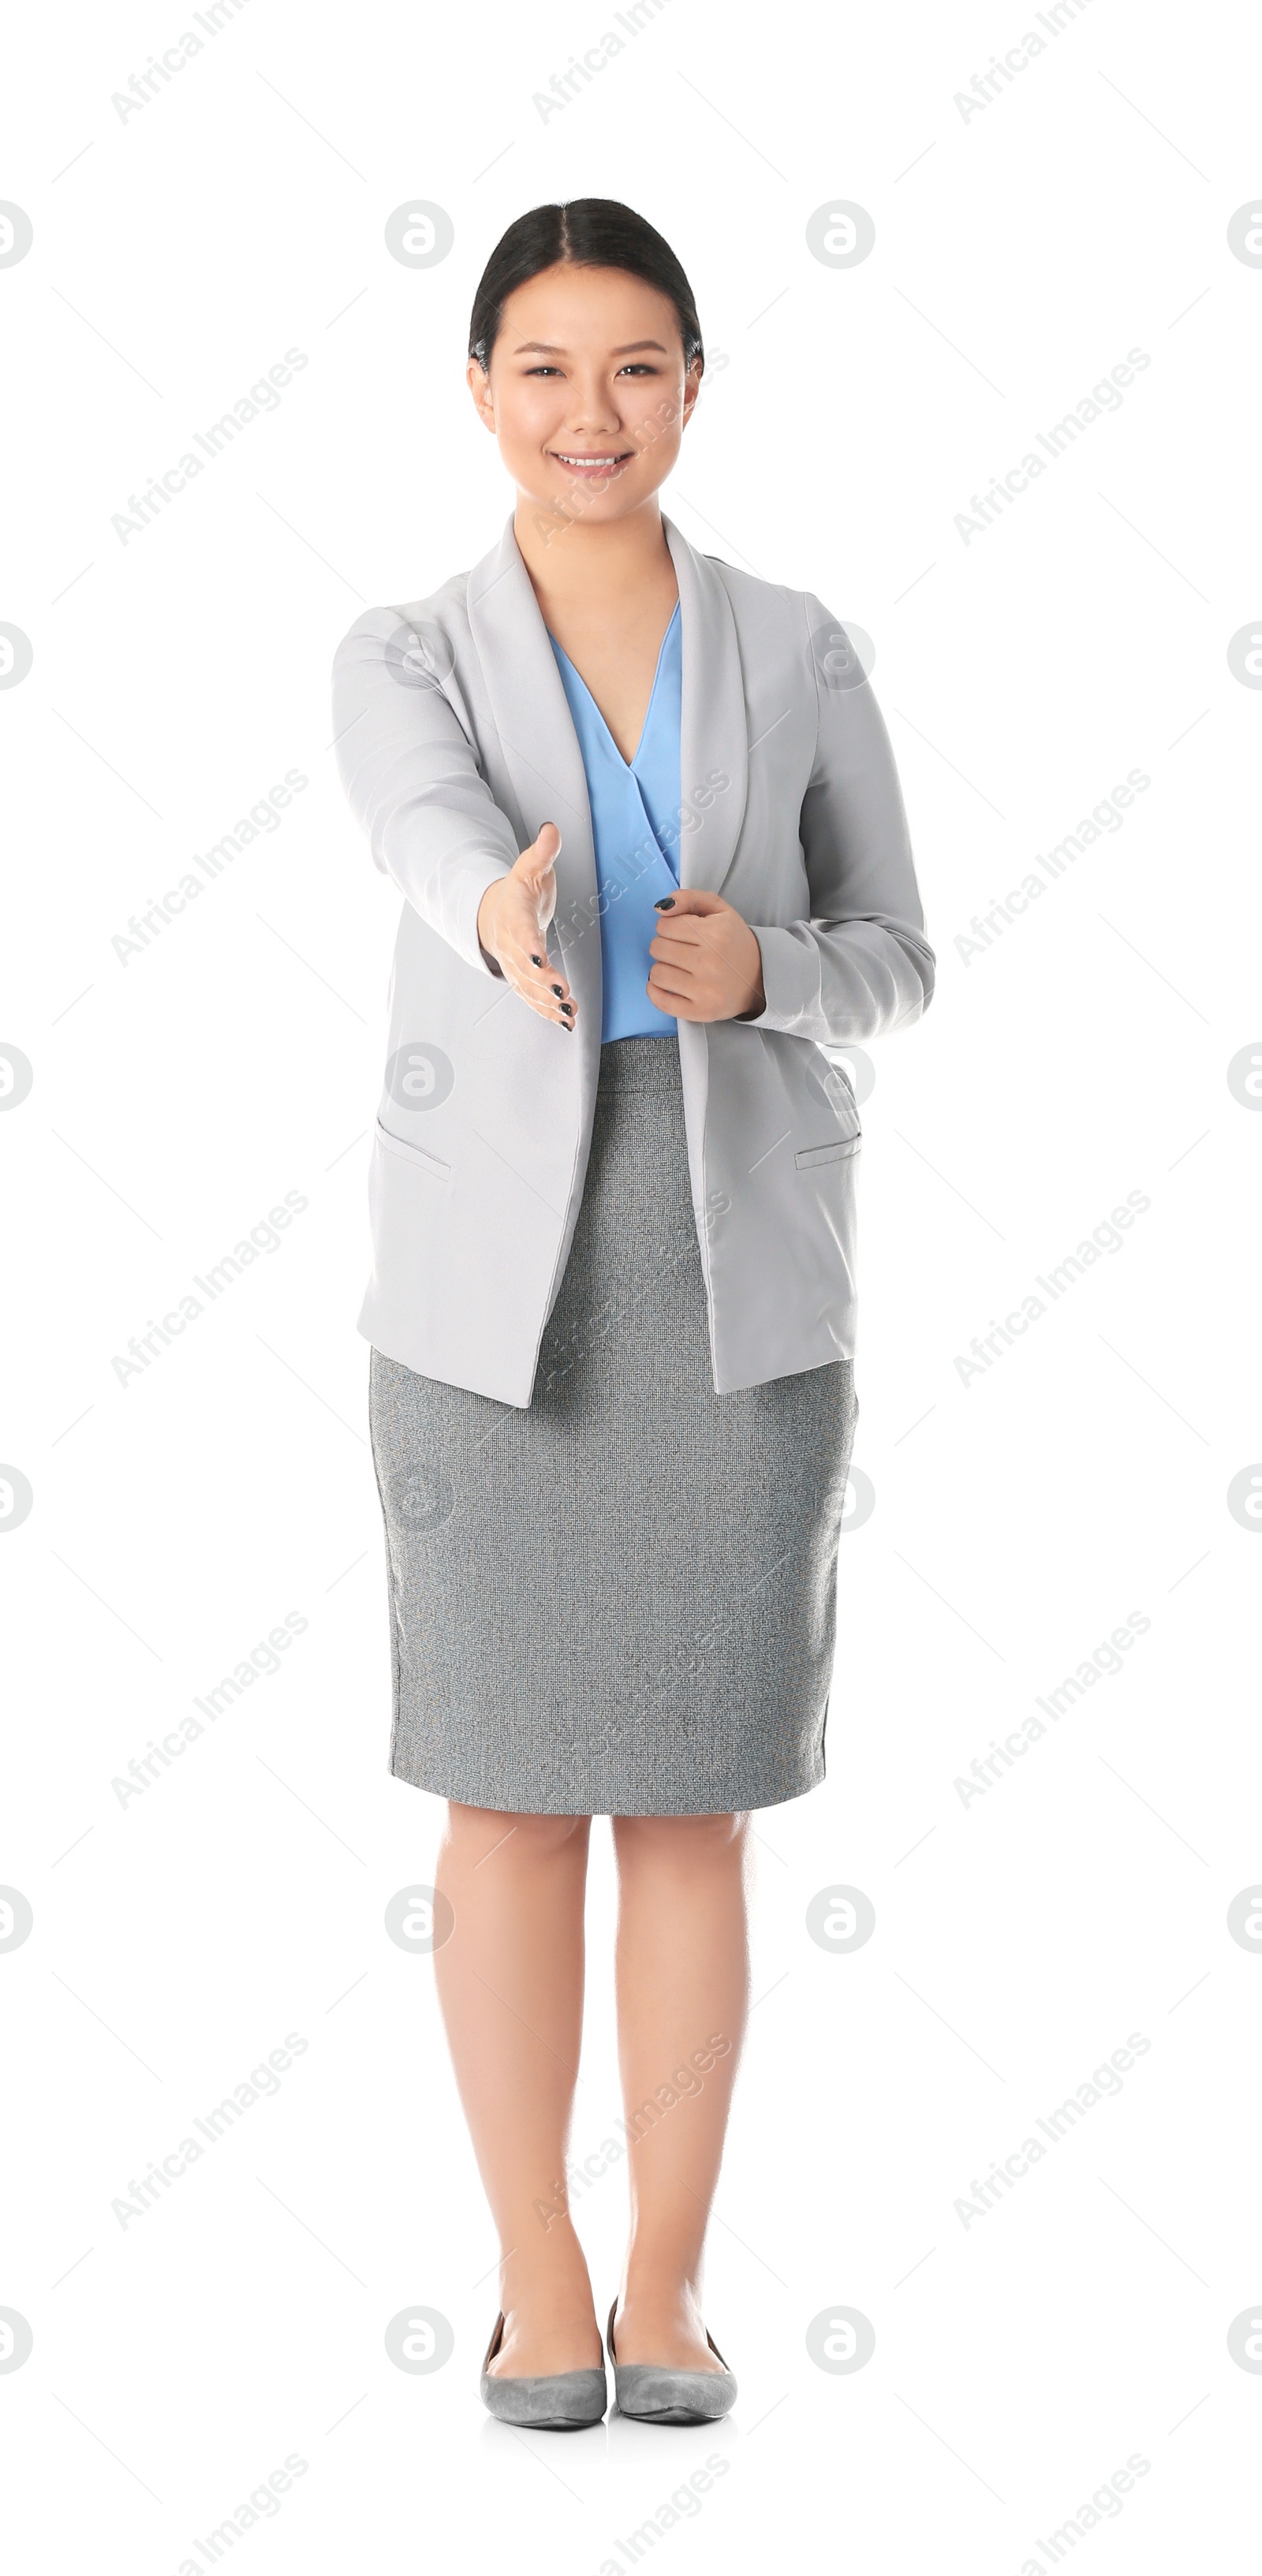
[479,2313,607,2431]
[607,2300,737,2425]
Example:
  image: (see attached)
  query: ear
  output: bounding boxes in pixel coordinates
[466,358,496,431]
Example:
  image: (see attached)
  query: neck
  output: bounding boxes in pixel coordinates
[512,494,673,616]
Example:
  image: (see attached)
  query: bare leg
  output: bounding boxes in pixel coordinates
[432,1801,603,2376]
[610,1810,752,2369]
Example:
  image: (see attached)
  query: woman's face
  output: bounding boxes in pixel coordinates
[467,262,701,526]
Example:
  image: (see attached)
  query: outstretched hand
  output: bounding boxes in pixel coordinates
[476,824,577,1029]
[648,887,765,1023]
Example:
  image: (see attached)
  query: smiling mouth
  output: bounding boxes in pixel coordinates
[548,451,633,471]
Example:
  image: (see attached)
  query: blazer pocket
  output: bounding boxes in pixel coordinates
[375,1117,451,1182]
[795,1136,861,1170]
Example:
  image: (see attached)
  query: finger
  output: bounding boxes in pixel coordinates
[648,984,705,1022]
[649,919,708,958]
[506,971,576,1027]
[518,821,562,878]
[650,919,708,950]
[509,929,574,999]
[647,962,700,1003]
[512,961,575,1017]
[653,887,724,917]
[503,939,577,1025]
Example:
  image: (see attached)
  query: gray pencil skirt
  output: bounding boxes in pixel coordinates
[368,1034,858,1817]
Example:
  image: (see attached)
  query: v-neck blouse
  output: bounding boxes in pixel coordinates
[547,601,682,1042]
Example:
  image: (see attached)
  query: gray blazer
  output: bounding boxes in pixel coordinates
[331,511,935,1406]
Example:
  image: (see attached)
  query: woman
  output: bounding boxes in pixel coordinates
[331,199,934,2430]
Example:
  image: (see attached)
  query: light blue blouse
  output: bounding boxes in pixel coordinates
[547,603,682,1041]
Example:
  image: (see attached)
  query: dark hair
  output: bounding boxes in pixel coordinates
[469,199,703,375]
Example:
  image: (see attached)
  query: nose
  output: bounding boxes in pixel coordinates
[558,371,626,437]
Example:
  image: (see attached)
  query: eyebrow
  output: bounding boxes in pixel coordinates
[510,339,670,357]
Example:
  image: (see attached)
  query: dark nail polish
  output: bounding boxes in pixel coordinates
[561,1001,573,1015]
[551,984,563,996]
[655,896,675,910]
[530,954,542,966]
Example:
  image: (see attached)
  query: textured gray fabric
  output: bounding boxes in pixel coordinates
[368,1036,857,1818]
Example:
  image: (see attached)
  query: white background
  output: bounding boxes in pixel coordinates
[2,0,1260,2567]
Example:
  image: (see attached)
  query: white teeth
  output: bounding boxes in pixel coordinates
[554,454,622,465]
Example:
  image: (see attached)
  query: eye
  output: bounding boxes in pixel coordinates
[617,363,658,375]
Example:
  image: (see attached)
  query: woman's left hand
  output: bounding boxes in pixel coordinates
[647,889,766,1023]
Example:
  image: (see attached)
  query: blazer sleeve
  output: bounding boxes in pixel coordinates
[741,592,935,1043]
[330,605,519,979]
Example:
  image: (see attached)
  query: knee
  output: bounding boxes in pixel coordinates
[614,1809,749,1869]
[444,1801,590,1866]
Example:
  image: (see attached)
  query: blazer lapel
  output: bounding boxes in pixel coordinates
[466,517,603,1020]
[663,513,749,895]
